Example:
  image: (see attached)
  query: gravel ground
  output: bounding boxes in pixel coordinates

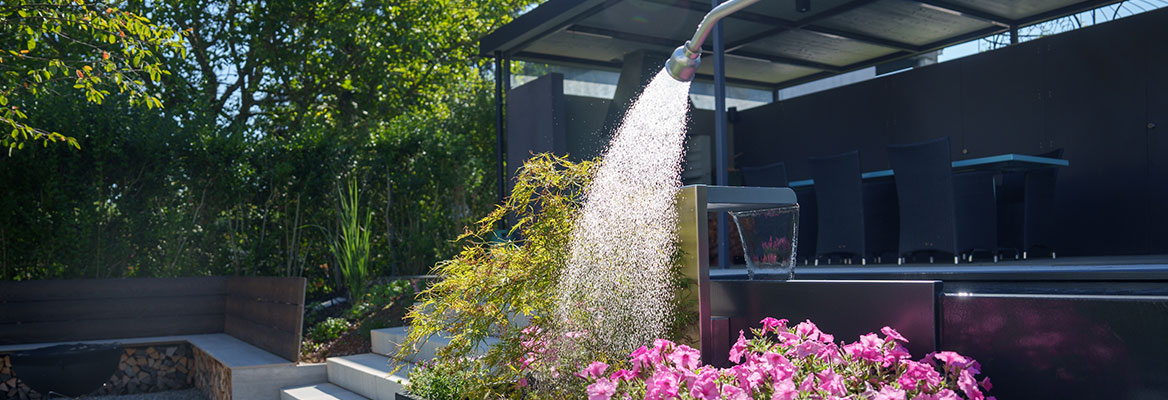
[78,389,206,400]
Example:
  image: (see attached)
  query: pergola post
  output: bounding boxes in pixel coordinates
[494,52,509,205]
[713,0,731,269]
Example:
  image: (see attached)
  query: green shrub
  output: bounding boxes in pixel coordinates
[368,279,414,309]
[397,154,596,397]
[406,358,481,400]
[309,317,350,342]
[328,179,373,304]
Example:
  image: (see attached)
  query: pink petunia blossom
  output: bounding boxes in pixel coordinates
[667,344,702,371]
[898,360,943,391]
[610,369,637,382]
[580,361,608,380]
[689,368,720,400]
[729,330,749,364]
[771,379,797,400]
[586,377,617,400]
[644,370,680,400]
[721,384,752,400]
[816,368,847,396]
[875,386,907,400]
[760,317,789,334]
[958,369,984,400]
[933,351,972,370]
[882,326,909,343]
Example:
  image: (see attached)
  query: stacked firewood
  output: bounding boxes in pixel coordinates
[0,355,41,399]
[92,344,195,395]
[193,347,231,400]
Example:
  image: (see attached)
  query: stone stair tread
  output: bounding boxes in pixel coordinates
[281,383,369,400]
[327,353,414,400]
[371,326,500,359]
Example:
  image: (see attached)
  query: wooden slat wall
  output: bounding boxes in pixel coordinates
[0,277,228,345]
[223,277,306,362]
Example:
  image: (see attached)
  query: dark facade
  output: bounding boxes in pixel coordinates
[734,7,1168,257]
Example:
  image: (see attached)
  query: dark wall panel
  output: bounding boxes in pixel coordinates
[734,8,1168,257]
[1041,19,1149,256]
[1146,19,1168,252]
[941,294,1168,398]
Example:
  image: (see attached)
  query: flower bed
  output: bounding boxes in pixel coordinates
[578,318,992,400]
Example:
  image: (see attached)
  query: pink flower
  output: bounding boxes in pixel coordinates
[816,368,846,396]
[644,370,680,400]
[881,326,909,343]
[630,346,662,374]
[667,344,701,371]
[654,338,676,353]
[732,364,765,392]
[721,385,752,400]
[762,351,795,381]
[898,360,942,391]
[565,331,586,339]
[689,368,720,400]
[771,379,797,400]
[958,369,984,400]
[580,361,608,380]
[586,377,617,400]
[729,330,749,364]
[793,340,824,358]
[798,374,816,394]
[610,369,637,382]
[760,317,788,334]
[795,320,821,339]
[933,351,972,370]
[875,386,907,400]
[980,377,993,391]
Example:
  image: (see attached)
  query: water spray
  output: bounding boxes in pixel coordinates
[664,0,762,82]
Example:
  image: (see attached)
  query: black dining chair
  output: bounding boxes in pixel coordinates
[998,148,1063,259]
[809,151,866,265]
[863,180,899,264]
[887,137,997,264]
[740,161,789,188]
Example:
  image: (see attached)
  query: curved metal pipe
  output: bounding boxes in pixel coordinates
[665,0,762,81]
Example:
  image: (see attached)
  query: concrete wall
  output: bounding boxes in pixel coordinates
[733,7,1168,257]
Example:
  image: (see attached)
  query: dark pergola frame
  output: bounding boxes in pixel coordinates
[482,0,1122,264]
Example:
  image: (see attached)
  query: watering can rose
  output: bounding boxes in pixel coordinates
[577,317,993,400]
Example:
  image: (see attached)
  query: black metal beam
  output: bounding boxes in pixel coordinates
[1014,0,1123,26]
[916,25,1008,53]
[565,25,679,48]
[722,0,917,52]
[510,51,779,89]
[640,0,794,27]
[799,26,921,51]
[727,50,844,72]
[494,0,623,57]
[564,25,842,72]
[914,0,1013,27]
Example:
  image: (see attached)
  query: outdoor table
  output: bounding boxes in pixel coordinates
[787,153,1069,188]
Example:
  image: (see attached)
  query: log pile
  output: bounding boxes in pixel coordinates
[0,355,42,399]
[91,344,195,395]
[193,346,231,400]
[0,344,194,399]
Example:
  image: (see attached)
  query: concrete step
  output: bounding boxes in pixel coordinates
[281,383,369,400]
[327,353,414,400]
[371,326,499,361]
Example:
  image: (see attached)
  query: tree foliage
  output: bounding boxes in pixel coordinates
[0,0,185,150]
[399,154,598,398]
[0,0,540,291]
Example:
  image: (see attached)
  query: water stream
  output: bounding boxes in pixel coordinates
[555,69,693,357]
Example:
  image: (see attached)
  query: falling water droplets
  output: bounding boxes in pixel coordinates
[555,69,692,358]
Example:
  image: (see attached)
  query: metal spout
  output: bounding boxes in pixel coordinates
[665,0,762,81]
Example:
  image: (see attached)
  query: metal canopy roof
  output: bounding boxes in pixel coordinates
[480,0,1121,89]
